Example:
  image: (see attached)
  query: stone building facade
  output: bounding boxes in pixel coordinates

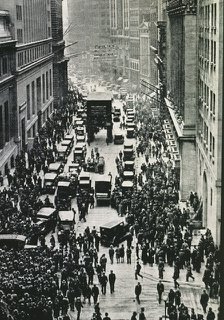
[0,10,17,175]
[51,0,68,109]
[165,0,197,201]
[2,0,54,151]
[196,0,223,244]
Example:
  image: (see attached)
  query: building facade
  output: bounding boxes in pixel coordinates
[0,10,17,175]
[196,0,223,244]
[2,0,54,151]
[165,0,197,202]
[51,0,69,109]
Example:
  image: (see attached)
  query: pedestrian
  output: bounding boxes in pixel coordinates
[115,246,120,263]
[127,246,132,264]
[131,311,138,320]
[103,312,111,320]
[186,264,195,282]
[75,297,83,320]
[135,282,142,304]
[200,290,209,313]
[157,280,164,304]
[101,272,108,295]
[100,254,107,272]
[92,284,99,305]
[109,245,115,264]
[139,307,146,320]
[206,307,215,320]
[109,270,116,293]
[174,288,181,306]
[135,261,143,280]
[190,308,197,320]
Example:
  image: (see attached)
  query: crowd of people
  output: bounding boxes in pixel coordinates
[0,87,221,320]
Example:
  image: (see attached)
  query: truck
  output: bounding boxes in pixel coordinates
[95,175,112,205]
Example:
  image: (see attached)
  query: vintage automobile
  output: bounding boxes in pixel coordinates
[36,207,57,235]
[0,234,26,250]
[69,163,81,175]
[57,145,69,163]
[123,170,134,181]
[43,173,58,194]
[114,134,124,145]
[126,128,135,139]
[76,126,85,136]
[100,219,129,247]
[64,134,74,146]
[123,148,135,161]
[55,181,72,210]
[124,161,135,173]
[95,175,112,205]
[78,172,91,191]
[126,116,135,124]
[48,162,64,174]
[58,210,75,231]
[76,135,86,143]
[73,144,86,163]
[61,139,73,153]
[96,156,105,174]
[124,142,134,150]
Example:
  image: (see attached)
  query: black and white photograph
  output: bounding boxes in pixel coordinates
[0,0,223,319]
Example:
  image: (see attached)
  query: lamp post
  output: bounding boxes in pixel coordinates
[163,295,168,319]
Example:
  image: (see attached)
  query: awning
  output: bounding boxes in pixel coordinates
[117,77,123,82]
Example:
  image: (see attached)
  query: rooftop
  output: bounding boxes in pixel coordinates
[87,91,113,101]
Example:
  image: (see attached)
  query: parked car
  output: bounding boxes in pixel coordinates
[114,134,124,144]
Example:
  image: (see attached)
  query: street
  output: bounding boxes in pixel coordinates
[44,92,218,320]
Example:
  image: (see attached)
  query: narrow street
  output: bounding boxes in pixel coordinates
[44,93,218,320]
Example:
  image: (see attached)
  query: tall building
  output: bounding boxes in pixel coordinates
[165,0,197,202]
[51,0,69,109]
[1,0,54,151]
[196,0,223,244]
[66,0,110,75]
[0,9,17,175]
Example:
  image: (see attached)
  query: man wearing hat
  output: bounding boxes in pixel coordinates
[101,272,108,295]
[75,297,83,320]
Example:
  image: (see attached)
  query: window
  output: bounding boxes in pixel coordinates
[27,84,30,120]
[16,5,22,20]
[210,188,213,205]
[42,74,45,103]
[4,101,9,142]
[0,105,3,148]
[213,92,215,115]
[209,132,212,152]
[36,77,41,111]
[46,72,49,100]
[212,136,215,157]
[48,27,51,37]
[33,124,36,137]
[32,81,35,114]
[17,28,23,44]
[2,56,8,74]
[27,129,31,138]
[213,41,216,64]
[49,69,52,96]
[214,3,216,27]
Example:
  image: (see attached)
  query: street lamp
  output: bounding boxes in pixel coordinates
[163,295,168,319]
